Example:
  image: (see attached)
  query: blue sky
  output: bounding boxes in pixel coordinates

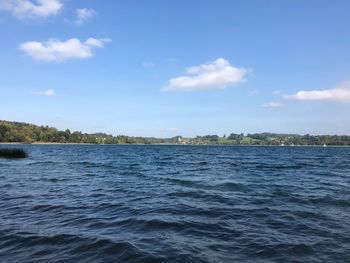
[1,0,350,137]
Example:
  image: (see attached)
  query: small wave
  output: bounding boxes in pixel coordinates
[119,170,148,178]
[82,173,96,177]
[256,243,315,258]
[165,178,248,193]
[112,217,235,238]
[185,167,211,172]
[0,232,156,262]
[270,188,294,198]
[117,218,184,230]
[168,190,235,206]
[37,177,71,183]
[0,183,13,188]
[255,164,304,170]
[165,177,201,187]
[31,204,66,212]
[157,156,173,161]
[28,161,59,166]
[308,196,350,207]
[69,161,115,169]
[212,182,247,192]
[196,161,209,165]
[69,161,95,165]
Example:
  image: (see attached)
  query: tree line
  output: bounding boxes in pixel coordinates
[0,120,171,144]
[1,120,350,145]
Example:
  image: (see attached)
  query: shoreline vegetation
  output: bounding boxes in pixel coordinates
[1,120,350,146]
[0,148,27,158]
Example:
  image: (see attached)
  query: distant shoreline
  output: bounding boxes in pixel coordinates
[1,142,349,147]
[2,120,350,146]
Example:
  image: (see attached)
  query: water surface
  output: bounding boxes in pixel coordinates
[0,145,349,262]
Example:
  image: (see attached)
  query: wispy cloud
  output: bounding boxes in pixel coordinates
[38,89,56,96]
[142,61,155,68]
[284,81,350,102]
[164,58,248,91]
[262,102,282,108]
[248,89,259,96]
[75,7,95,25]
[19,37,111,62]
[0,0,63,19]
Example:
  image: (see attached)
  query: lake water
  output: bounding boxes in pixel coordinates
[0,145,349,262]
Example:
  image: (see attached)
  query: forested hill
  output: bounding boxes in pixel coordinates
[0,120,166,144]
[0,120,350,145]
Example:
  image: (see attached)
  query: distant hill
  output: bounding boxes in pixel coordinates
[0,120,349,145]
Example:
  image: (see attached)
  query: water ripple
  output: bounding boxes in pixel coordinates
[0,145,349,262]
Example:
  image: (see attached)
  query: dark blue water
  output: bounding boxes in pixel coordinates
[0,145,349,262]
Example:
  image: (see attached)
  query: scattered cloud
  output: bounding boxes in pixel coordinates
[19,37,111,62]
[38,89,56,96]
[284,81,350,102]
[164,58,248,91]
[272,90,281,95]
[0,0,63,19]
[262,102,282,108]
[142,61,155,68]
[85,37,110,47]
[75,7,95,25]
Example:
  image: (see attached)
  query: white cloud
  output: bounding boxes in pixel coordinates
[164,58,248,91]
[0,0,63,19]
[38,89,56,96]
[262,102,282,108]
[19,37,111,62]
[75,7,95,25]
[85,37,111,47]
[285,81,350,102]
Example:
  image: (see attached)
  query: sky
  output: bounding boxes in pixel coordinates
[1,0,350,137]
